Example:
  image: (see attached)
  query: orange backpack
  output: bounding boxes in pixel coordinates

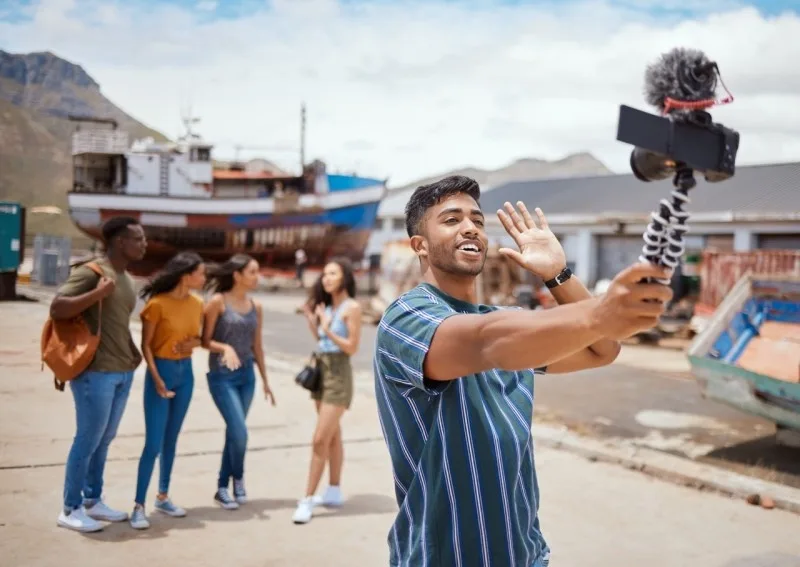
[41,262,105,391]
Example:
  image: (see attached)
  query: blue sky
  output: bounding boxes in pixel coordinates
[4,0,799,20]
[3,0,800,184]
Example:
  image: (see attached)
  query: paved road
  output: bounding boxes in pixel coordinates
[253,292,800,489]
[3,296,800,566]
[17,283,800,487]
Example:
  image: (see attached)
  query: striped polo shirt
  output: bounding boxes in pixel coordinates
[374,282,550,567]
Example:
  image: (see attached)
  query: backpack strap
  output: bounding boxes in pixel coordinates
[85,261,104,337]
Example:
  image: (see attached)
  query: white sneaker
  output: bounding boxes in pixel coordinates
[214,488,239,510]
[233,479,247,504]
[312,486,344,507]
[292,497,315,524]
[129,505,150,530]
[154,498,186,517]
[57,507,103,533]
[84,499,128,522]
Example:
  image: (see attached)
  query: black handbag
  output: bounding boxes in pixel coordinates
[295,353,321,392]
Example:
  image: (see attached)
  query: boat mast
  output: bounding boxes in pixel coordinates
[181,104,201,142]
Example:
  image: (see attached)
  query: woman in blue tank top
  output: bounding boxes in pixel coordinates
[292,257,362,524]
[201,253,276,511]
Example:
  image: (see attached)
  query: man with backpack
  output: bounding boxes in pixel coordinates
[48,216,147,532]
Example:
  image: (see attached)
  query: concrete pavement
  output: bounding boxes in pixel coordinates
[14,284,800,488]
[252,291,800,490]
[2,294,800,566]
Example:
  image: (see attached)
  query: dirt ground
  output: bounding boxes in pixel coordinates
[2,298,800,567]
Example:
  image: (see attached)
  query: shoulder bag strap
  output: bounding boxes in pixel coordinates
[85,261,104,337]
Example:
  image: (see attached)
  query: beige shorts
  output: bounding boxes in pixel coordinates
[311,351,354,409]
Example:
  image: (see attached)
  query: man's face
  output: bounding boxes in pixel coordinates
[414,193,488,277]
[120,224,148,261]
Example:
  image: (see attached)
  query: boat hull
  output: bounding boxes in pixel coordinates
[67,186,384,276]
[687,273,800,430]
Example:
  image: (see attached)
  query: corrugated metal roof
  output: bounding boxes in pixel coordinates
[480,161,800,217]
[378,161,800,219]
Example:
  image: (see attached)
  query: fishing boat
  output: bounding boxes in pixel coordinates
[687,270,800,432]
[65,110,387,276]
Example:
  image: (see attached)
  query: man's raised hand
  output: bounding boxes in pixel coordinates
[496,202,567,281]
[592,262,674,340]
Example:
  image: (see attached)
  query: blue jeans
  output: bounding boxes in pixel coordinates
[134,357,194,504]
[207,361,256,489]
[63,370,134,511]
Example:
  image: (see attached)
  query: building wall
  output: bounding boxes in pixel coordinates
[366,216,800,286]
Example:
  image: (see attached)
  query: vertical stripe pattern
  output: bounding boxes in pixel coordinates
[374,283,550,567]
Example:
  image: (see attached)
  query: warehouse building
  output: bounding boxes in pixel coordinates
[367,161,800,288]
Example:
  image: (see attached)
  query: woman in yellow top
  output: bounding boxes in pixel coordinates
[129,251,206,530]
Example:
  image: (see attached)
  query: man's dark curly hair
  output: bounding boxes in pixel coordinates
[101,216,140,248]
[404,175,481,238]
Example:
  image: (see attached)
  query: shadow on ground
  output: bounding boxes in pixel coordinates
[82,497,297,542]
[312,493,397,520]
[80,494,397,542]
[701,435,800,489]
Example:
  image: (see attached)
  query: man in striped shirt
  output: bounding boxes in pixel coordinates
[374,175,673,567]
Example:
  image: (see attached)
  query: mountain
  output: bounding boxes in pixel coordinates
[0,50,168,238]
[389,152,613,194]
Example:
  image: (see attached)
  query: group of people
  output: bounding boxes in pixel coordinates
[49,216,362,534]
[50,174,674,567]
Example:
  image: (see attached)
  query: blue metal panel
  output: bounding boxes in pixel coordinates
[708,297,800,363]
[325,201,380,230]
[326,174,384,193]
[723,307,767,364]
[227,201,381,231]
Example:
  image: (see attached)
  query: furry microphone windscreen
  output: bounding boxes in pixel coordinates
[643,47,718,113]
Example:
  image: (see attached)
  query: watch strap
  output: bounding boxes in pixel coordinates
[544,267,572,289]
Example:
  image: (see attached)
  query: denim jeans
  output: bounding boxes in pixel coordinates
[207,361,256,489]
[63,370,134,511]
[134,357,194,504]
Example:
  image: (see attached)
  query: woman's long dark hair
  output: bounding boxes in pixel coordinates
[139,251,204,300]
[307,257,357,308]
[205,253,256,293]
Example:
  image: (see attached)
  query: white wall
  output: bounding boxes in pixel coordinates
[126,153,160,195]
[168,158,207,197]
[125,153,209,198]
[189,162,213,184]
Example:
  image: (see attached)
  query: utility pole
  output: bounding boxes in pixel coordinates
[300,102,306,172]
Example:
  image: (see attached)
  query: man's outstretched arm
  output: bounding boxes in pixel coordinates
[422,263,672,382]
[542,274,622,374]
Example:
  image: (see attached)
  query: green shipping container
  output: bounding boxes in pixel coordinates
[0,201,24,273]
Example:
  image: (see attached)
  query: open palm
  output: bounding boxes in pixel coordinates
[497,201,566,280]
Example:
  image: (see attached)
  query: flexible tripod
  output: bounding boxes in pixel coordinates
[638,165,696,285]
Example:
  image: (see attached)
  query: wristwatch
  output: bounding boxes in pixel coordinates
[544,267,572,289]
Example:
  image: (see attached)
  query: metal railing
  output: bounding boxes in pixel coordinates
[72,130,129,155]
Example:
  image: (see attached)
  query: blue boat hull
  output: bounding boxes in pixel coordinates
[687,274,800,429]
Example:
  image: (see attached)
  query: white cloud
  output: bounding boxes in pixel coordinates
[3,0,800,187]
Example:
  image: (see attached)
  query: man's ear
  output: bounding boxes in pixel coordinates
[409,235,428,259]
